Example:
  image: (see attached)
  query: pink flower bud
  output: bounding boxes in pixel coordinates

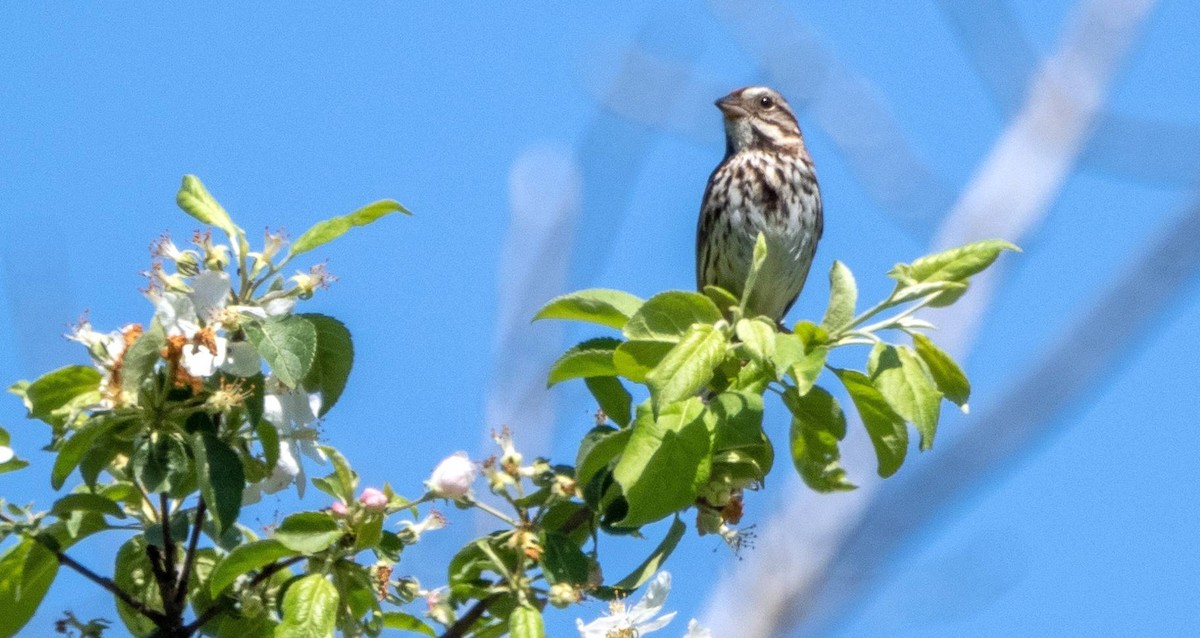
[427,452,476,499]
[331,501,348,516]
[359,487,388,511]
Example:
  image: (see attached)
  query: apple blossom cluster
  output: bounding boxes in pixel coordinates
[67,227,334,506]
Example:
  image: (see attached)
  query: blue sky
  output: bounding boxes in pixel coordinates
[2,2,1199,636]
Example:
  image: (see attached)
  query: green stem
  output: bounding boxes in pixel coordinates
[465,496,519,527]
[839,290,899,335]
[855,295,935,335]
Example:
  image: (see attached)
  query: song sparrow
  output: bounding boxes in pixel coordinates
[696,86,822,323]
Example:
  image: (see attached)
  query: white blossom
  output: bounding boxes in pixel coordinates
[188,270,232,322]
[242,441,301,505]
[576,572,677,637]
[249,379,325,498]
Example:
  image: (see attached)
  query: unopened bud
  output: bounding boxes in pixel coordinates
[548,582,582,608]
[359,487,388,511]
[426,452,476,499]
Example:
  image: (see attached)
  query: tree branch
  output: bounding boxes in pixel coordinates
[174,499,206,611]
[52,540,169,625]
[440,593,502,638]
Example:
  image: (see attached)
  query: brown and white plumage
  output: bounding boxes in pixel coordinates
[696,86,823,322]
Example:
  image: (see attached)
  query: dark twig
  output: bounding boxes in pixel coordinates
[174,498,206,611]
[156,493,180,621]
[54,542,169,625]
[441,593,503,638]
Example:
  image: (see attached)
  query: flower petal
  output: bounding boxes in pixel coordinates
[190,270,231,321]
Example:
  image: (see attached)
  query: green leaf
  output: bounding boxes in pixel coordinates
[0,539,59,638]
[773,333,828,395]
[612,516,687,590]
[912,333,971,412]
[299,314,354,416]
[612,397,713,527]
[215,612,277,637]
[275,512,343,554]
[114,536,163,637]
[177,175,237,236]
[131,432,191,494]
[509,606,546,638]
[735,318,776,364]
[192,432,245,535]
[185,548,221,632]
[740,232,769,311]
[121,320,165,398]
[533,289,645,330]
[792,320,830,348]
[288,199,409,258]
[584,377,633,427]
[623,291,722,342]
[276,574,339,638]
[0,456,27,477]
[381,612,436,636]
[51,493,126,519]
[702,285,739,315]
[834,369,908,477]
[24,365,101,423]
[321,445,358,503]
[785,386,855,492]
[869,345,941,451]
[821,260,858,332]
[547,338,621,386]
[256,417,280,470]
[52,416,124,490]
[889,239,1020,285]
[353,512,385,552]
[575,426,632,490]
[244,315,318,388]
[889,280,968,305]
[539,532,591,586]
[709,391,767,450]
[209,539,297,597]
[646,324,728,412]
[612,340,675,383]
[708,391,774,480]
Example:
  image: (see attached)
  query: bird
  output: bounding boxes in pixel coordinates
[696,86,823,324]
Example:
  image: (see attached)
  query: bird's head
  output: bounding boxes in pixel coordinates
[716,86,804,154]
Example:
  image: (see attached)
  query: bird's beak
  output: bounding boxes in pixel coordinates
[715,93,747,118]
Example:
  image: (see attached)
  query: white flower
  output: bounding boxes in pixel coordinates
[150,271,230,335]
[67,321,140,408]
[242,441,301,505]
[576,572,677,637]
[426,452,476,499]
[683,619,711,638]
[0,445,14,464]
[227,296,296,320]
[180,335,228,378]
[151,291,202,338]
[246,378,325,498]
[397,511,447,542]
[188,270,231,322]
[67,322,127,369]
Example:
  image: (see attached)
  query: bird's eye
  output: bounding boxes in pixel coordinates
[758,95,775,109]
